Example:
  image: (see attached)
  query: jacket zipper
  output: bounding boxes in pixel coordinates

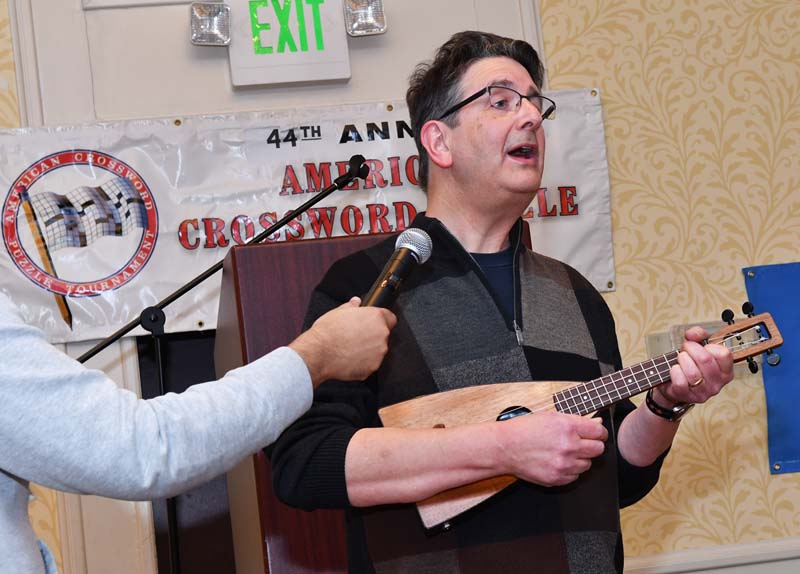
[510,226,523,346]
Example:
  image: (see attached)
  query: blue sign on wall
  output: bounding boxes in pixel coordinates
[744,262,800,474]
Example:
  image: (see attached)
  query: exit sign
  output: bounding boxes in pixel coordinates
[228,0,350,86]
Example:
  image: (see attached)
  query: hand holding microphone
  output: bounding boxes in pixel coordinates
[291,228,432,385]
[290,297,397,386]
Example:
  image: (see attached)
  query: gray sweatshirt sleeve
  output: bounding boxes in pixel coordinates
[0,293,312,499]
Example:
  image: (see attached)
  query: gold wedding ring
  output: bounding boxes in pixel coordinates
[689,377,704,388]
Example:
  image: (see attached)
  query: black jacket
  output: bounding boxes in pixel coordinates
[270,213,665,573]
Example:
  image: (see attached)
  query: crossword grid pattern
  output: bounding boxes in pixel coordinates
[28,177,146,251]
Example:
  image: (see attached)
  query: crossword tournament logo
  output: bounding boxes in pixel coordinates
[2,150,158,298]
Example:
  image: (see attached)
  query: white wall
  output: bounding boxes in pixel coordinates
[13,0,544,126]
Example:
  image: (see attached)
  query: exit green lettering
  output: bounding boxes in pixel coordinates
[249,0,327,55]
[249,0,273,54]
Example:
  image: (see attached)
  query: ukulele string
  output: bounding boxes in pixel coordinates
[474,326,766,425]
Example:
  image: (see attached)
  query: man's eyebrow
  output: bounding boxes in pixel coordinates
[488,78,540,96]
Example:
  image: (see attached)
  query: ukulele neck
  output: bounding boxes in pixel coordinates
[553,351,678,415]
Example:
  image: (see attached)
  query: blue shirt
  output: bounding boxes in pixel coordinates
[471,246,514,323]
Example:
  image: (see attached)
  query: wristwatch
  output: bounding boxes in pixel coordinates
[645,388,694,422]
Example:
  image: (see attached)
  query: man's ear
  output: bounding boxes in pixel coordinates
[420,120,453,169]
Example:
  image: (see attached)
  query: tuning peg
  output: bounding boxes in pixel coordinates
[742,301,755,317]
[747,357,759,374]
[766,350,781,367]
[721,309,735,324]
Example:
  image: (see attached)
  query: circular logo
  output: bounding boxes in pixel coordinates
[2,150,159,297]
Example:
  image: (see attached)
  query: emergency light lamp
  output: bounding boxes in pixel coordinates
[343,0,387,36]
[190,2,231,46]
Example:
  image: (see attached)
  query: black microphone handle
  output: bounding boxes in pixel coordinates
[360,248,418,308]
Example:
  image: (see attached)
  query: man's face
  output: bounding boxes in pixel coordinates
[445,56,546,205]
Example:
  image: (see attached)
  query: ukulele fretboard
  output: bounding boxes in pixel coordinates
[553,351,679,415]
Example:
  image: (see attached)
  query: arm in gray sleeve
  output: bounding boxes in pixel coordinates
[0,293,312,499]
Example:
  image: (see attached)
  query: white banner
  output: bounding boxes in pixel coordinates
[0,89,614,343]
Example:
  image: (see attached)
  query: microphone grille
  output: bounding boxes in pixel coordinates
[396,228,433,264]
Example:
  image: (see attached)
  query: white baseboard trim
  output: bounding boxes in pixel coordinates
[626,536,800,573]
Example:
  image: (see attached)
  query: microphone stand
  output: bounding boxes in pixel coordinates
[75,154,368,574]
[77,155,368,364]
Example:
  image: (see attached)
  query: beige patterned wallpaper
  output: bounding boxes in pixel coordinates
[540,0,800,556]
[0,0,16,128]
[28,486,63,571]
[1,0,798,570]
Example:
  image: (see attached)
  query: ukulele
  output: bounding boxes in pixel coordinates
[378,307,783,529]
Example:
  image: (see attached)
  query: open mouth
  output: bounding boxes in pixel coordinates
[507,145,536,159]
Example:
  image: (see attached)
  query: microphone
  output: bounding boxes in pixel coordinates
[361,228,433,308]
[334,154,369,187]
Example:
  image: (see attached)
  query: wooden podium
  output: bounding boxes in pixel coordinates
[214,234,390,574]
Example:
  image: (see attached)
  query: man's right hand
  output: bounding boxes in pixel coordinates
[494,412,608,487]
[289,297,397,387]
[345,410,609,507]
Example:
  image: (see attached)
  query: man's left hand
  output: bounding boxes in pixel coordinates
[655,326,735,406]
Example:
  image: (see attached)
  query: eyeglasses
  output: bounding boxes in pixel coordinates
[437,85,556,121]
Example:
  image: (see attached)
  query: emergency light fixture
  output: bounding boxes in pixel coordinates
[190,2,231,46]
[343,0,387,36]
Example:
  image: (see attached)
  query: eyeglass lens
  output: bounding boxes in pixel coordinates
[488,87,544,112]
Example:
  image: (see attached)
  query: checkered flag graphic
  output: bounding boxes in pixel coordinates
[27,177,147,252]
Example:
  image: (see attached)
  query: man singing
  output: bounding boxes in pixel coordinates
[270,31,734,573]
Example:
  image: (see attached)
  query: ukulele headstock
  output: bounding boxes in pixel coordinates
[709,302,783,373]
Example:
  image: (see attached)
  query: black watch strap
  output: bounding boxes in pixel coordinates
[646,388,694,422]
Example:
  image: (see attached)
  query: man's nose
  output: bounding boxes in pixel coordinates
[517,98,544,128]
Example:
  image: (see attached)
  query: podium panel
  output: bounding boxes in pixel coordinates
[215,234,391,574]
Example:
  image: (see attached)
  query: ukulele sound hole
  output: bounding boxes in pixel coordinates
[497,406,531,421]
